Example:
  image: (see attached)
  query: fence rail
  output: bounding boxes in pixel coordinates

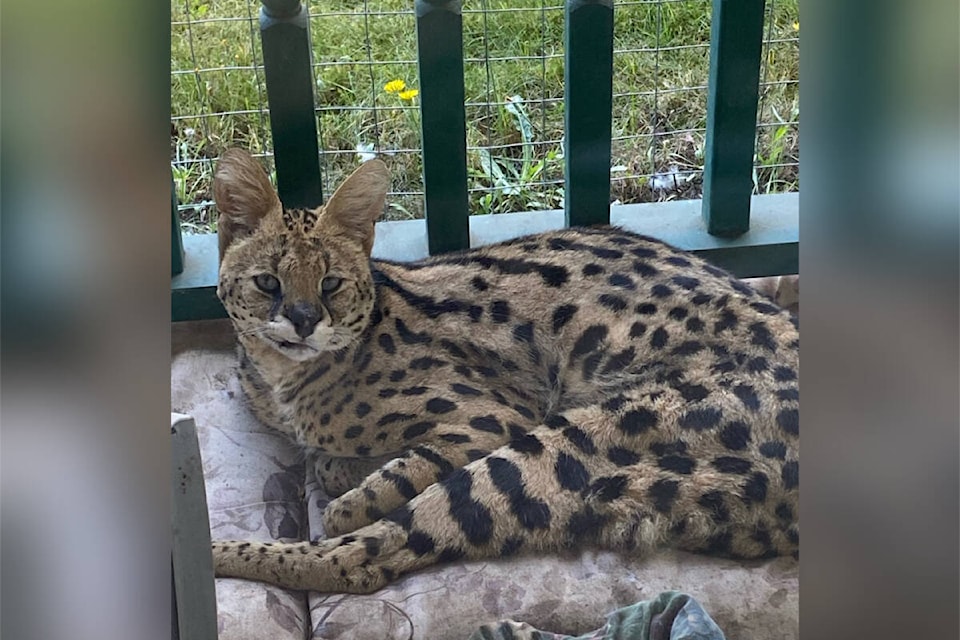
[171,0,798,320]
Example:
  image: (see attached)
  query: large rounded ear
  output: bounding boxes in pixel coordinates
[213,149,281,261]
[320,159,390,255]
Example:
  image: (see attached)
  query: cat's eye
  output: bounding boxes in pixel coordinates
[254,273,280,293]
[321,276,342,293]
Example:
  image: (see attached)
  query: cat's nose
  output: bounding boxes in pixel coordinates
[285,301,321,339]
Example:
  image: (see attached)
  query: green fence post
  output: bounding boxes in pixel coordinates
[172,175,185,276]
[415,0,470,254]
[701,0,766,236]
[564,0,615,228]
[259,0,323,209]
[171,414,218,640]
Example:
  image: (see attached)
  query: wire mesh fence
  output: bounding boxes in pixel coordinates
[171,0,799,233]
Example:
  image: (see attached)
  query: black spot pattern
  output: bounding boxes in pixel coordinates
[437,547,465,563]
[470,415,504,434]
[439,433,471,444]
[555,452,591,491]
[486,457,551,530]
[355,402,372,418]
[651,284,673,298]
[714,310,738,333]
[619,408,658,434]
[567,507,610,540]
[577,348,603,380]
[598,294,628,312]
[650,440,687,456]
[678,408,722,431]
[629,322,647,338]
[749,322,777,352]
[570,325,608,360]
[501,537,524,556]
[395,318,432,344]
[676,383,709,403]
[672,276,700,290]
[775,502,793,521]
[671,341,704,356]
[759,441,787,459]
[490,300,511,323]
[704,531,732,554]
[544,414,570,429]
[439,340,468,360]
[552,304,578,333]
[402,421,436,440]
[777,388,799,401]
[657,455,696,474]
[782,461,799,489]
[630,247,657,259]
[509,433,545,455]
[378,333,396,354]
[406,531,436,555]
[733,384,760,412]
[607,447,640,466]
[774,366,797,381]
[601,347,636,374]
[698,491,730,522]
[608,274,636,290]
[719,421,751,450]
[377,412,416,427]
[563,427,597,455]
[382,471,418,500]
[650,327,669,349]
[451,383,482,396]
[649,479,680,513]
[712,457,753,474]
[777,409,799,435]
[589,475,629,502]
[750,301,781,315]
[512,322,534,343]
[426,398,457,414]
[402,386,428,396]
[741,472,769,503]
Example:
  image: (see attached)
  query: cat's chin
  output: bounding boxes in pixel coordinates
[265,337,326,362]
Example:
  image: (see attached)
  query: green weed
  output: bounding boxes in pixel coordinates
[171,0,799,233]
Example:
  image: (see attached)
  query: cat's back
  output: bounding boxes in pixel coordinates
[372,225,797,347]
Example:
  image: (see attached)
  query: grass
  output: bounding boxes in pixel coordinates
[171,0,799,233]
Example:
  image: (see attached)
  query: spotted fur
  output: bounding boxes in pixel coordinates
[211,149,799,593]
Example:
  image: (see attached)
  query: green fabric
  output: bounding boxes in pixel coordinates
[467,591,725,640]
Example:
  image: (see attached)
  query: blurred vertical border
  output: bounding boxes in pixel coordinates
[1,1,957,640]
[801,0,959,637]
[1,2,172,640]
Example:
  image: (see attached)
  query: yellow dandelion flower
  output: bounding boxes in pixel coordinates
[792,21,799,31]
[384,79,406,93]
[398,88,420,100]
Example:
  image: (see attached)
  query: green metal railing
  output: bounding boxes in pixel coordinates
[416,0,470,254]
[702,0,768,236]
[171,0,794,321]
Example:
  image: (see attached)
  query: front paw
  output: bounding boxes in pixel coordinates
[322,490,377,537]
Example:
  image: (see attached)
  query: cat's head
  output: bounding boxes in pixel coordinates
[213,148,390,362]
